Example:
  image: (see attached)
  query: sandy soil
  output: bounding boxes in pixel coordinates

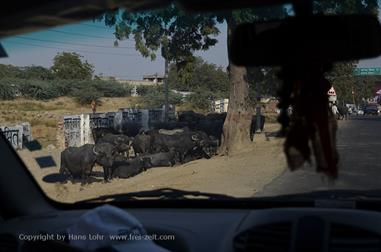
[16,123,286,203]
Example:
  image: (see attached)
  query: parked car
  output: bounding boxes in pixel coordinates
[364,104,379,115]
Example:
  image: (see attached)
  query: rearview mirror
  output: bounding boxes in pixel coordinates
[230,15,381,66]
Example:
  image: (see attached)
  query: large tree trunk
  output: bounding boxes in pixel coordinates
[219,19,254,155]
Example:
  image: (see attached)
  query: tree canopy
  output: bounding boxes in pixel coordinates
[313,0,379,106]
[99,1,378,154]
[51,52,94,80]
[101,7,220,65]
[101,4,287,154]
[167,57,229,94]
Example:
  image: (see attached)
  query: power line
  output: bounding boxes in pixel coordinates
[6,41,140,57]
[46,29,117,40]
[78,23,114,30]
[14,35,134,49]
[98,75,144,79]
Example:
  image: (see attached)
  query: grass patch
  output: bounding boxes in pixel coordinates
[44,120,57,128]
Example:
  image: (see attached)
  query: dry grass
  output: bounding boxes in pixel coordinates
[0,97,139,147]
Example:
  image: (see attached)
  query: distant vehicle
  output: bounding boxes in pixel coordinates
[346,104,356,114]
[357,109,365,115]
[364,104,379,115]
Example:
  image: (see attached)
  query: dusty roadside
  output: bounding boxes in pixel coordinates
[17,123,287,203]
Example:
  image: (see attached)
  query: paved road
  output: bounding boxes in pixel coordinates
[256,116,381,197]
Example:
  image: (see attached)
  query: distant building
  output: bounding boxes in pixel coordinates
[142,74,164,84]
[212,99,229,113]
[99,73,164,97]
[171,90,193,101]
[100,73,164,87]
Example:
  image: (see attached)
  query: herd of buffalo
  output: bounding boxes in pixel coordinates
[59,111,265,184]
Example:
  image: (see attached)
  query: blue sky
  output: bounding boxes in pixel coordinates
[0,20,228,80]
[0,7,380,79]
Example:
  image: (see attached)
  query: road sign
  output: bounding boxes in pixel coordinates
[354,67,381,76]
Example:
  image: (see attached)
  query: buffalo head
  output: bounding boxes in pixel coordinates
[93,142,116,167]
[114,135,131,152]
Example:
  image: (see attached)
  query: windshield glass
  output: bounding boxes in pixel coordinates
[0,1,381,203]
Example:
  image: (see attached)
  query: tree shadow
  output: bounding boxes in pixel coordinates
[42,173,69,183]
[42,173,104,184]
[35,156,56,169]
[24,139,43,151]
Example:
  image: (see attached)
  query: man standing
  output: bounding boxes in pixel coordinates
[91,99,97,114]
[331,102,340,119]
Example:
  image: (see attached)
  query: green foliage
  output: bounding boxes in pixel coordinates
[0,74,131,102]
[313,0,378,15]
[101,6,221,65]
[0,78,20,100]
[136,85,158,96]
[17,79,60,100]
[167,57,229,94]
[72,87,102,105]
[51,52,94,80]
[140,89,183,108]
[354,75,381,103]
[0,64,24,79]
[93,80,131,97]
[325,62,356,104]
[313,1,379,105]
[19,66,55,80]
[247,67,282,101]
[52,79,78,96]
[185,89,214,111]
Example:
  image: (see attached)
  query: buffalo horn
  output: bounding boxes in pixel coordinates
[92,145,99,155]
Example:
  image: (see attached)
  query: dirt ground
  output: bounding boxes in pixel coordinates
[17,123,287,203]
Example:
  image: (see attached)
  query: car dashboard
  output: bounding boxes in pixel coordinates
[1,206,381,252]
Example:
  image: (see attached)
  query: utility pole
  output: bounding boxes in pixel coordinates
[352,86,356,109]
[256,80,262,133]
[164,58,169,122]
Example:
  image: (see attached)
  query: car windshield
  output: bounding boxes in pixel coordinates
[1,1,381,203]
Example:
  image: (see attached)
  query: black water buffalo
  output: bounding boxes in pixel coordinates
[60,143,116,184]
[178,111,205,129]
[182,146,212,163]
[250,115,265,141]
[111,155,150,179]
[150,121,188,130]
[141,149,176,168]
[206,135,219,155]
[91,128,119,143]
[196,118,224,140]
[97,133,132,154]
[132,128,189,156]
[132,133,152,155]
[150,130,211,163]
[205,112,227,121]
[121,122,142,137]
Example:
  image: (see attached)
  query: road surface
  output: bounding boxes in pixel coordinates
[256,116,381,197]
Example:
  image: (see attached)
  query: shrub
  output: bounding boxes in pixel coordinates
[141,90,183,108]
[93,80,131,97]
[0,80,17,100]
[186,90,214,111]
[52,79,78,96]
[17,79,61,100]
[136,85,158,96]
[72,87,102,105]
